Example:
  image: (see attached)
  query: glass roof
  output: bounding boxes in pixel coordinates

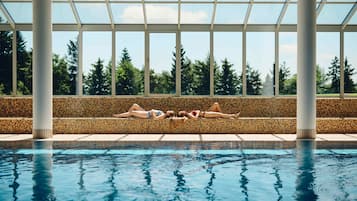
[0,0,356,27]
[0,10,8,24]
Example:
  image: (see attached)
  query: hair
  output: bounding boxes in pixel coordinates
[166,110,175,117]
[178,111,187,117]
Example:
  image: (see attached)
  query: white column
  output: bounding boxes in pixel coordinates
[144,31,150,96]
[32,0,53,138]
[297,0,316,139]
[176,31,181,96]
[77,30,83,96]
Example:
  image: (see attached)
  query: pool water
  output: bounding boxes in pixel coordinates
[1,142,357,201]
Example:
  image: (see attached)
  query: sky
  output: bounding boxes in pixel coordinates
[4,2,357,84]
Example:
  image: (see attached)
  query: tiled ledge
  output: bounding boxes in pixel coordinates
[1,134,357,142]
[1,117,357,134]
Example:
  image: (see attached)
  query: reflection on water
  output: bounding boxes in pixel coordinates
[295,140,318,201]
[32,141,55,201]
[0,143,357,201]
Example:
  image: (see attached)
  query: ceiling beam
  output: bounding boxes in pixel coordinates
[210,0,217,30]
[243,0,253,31]
[342,3,357,30]
[105,0,115,29]
[68,0,82,29]
[316,0,327,18]
[0,1,15,29]
[276,0,290,30]
[142,0,147,30]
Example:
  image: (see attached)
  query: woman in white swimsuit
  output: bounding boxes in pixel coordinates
[113,104,174,120]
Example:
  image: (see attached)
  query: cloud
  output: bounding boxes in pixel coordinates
[120,5,208,24]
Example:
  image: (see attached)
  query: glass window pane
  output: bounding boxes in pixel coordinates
[181,32,210,95]
[281,4,297,24]
[214,32,242,95]
[150,33,176,94]
[146,4,178,24]
[76,3,110,24]
[181,4,212,24]
[215,4,247,24]
[317,32,340,95]
[4,3,32,23]
[52,32,78,95]
[344,32,357,95]
[111,4,144,24]
[116,32,144,95]
[248,4,283,24]
[17,31,32,95]
[247,32,275,96]
[53,3,76,24]
[348,12,357,25]
[83,32,111,95]
[279,32,297,95]
[317,4,353,24]
[0,31,12,95]
[0,10,8,23]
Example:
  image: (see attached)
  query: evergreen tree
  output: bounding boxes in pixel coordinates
[246,64,262,95]
[279,61,291,95]
[85,58,110,95]
[66,38,79,95]
[0,21,12,94]
[192,55,220,95]
[216,58,239,95]
[53,54,70,95]
[262,73,274,96]
[116,48,142,95]
[16,31,32,95]
[344,57,355,93]
[316,65,328,94]
[171,46,194,95]
[285,74,297,94]
[327,56,340,93]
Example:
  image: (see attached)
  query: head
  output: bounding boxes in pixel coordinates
[166,110,175,117]
[178,111,187,117]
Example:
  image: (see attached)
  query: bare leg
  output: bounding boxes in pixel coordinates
[207,102,222,112]
[113,112,131,118]
[204,111,238,119]
[128,104,145,112]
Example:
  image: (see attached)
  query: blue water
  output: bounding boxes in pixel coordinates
[1,142,357,201]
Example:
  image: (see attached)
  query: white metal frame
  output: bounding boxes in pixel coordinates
[0,0,357,97]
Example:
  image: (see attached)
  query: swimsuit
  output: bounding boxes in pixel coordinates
[147,110,163,118]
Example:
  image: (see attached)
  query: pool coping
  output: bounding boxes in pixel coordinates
[1,134,357,149]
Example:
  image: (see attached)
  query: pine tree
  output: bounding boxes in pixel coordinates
[116,48,142,95]
[85,58,110,95]
[171,46,194,95]
[246,64,262,95]
[327,56,340,93]
[66,38,79,95]
[16,31,33,95]
[0,20,12,94]
[192,55,220,95]
[279,61,291,95]
[53,54,70,95]
[344,57,355,93]
[216,58,239,95]
[316,65,328,94]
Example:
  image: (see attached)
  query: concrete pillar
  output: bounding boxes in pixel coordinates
[32,0,53,138]
[297,0,316,139]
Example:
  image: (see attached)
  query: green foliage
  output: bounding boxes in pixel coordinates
[17,46,32,95]
[344,57,356,93]
[66,38,79,95]
[216,58,240,95]
[327,56,340,93]
[85,58,110,95]
[0,83,5,95]
[0,29,12,94]
[53,54,71,95]
[116,48,143,95]
[316,65,328,94]
[279,62,291,95]
[246,64,262,95]
[191,55,220,95]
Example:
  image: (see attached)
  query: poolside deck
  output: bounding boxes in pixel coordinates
[1,134,357,149]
